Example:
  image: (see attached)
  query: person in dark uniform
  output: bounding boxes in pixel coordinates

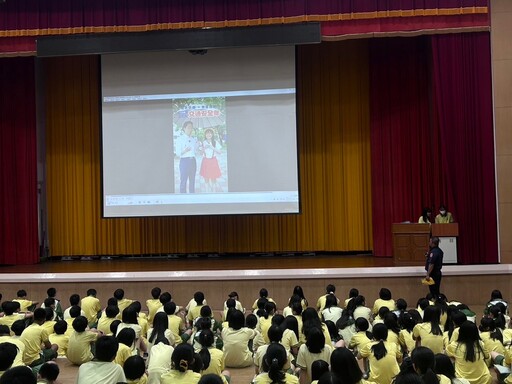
[425,236,443,296]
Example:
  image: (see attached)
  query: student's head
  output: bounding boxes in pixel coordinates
[11,320,25,336]
[259,288,269,298]
[159,292,172,304]
[0,342,18,370]
[130,301,142,313]
[228,310,245,330]
[86,288,97,297]
[38,362,60,382]
[198,328,215,349]
[293,285,305,298]
[256,297,268,311]
[396,298,407,311]
[16,290,26,298]
[479,316,494,332]
[114,289,125,300]
[94,336,119,362]
[311,360,330,382]
[433,353,456,379]
[267,325,284,343]
[302,307,320,323]
[305,327,325,353]
[0,366,36,384]
[423,306,441,324]
[263,301,277,318]
[379,288,392,300]
[438,205,447,215]
[164,301,177,315]
[69,305,81,319]
[422,207,432,218]
[228,291,239,301]
[330,347,363,384]
[122,306,138,324]
[151,287,162,299]
[355,317,369,332]
[123,355,145,381]
[200,305,212,318]
[194,291,205,306]
[54,320,67,335]
[271,314,285,327]
[69,294,80,305]
[105,305,120,319]
[411,346,436,377]
[110,320,121,335]
[281,315,299,339]
[264,343,288,383]
[44,298,56,309]
[418,298,430,311]
[353,295,365,307]
[491,289,504,300]
[377,306,390,319]
[107,297,118,307]
[458,321,480,344]
[117,327,136,347]
[325,294,338,309]
[399,312,417,332]
[46,288,57,298]
[198,374,224,384]
[225,298,236,310]
[245,314,258,329]
[0,325,9,336]
[72,316,88,332]
[33,308,46,323]
[1,301,16,316]
[325,284,336,294]
[172,343,195,372]
[372,323,388,341]
[44,307,54,321]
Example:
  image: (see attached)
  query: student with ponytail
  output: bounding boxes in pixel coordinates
[412,305,445,354]
[358,323,402,384]
[254,343,298,384]
[161,343,201,384]
[197,329,230,384]
[410,346,449,384]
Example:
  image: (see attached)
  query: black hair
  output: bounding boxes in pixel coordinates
[491,290,504,300]
[318,372,342,384]
[194,291,205,305]
[324,320,339,342]
[94,336,119,362]
[130,301,142,313]
[267,325,284,343]
[225,298,236,309]
[281,315,299,340]
[265,342,287,384]
[33,308,46,322]
[433,353,456,379]
[72,316,88,332]
[293,285,307,303]
[10,320,25,336]
[271,314,285,327]
[325,284,336,294]
[198,329,214,369]
[302,307,324,339]
[0,366,36,384]
[38,362,60,381]
[86,288,97,296]
[305,327,325,354]
[355,317,372,339]
[198,374,224,384]
[399,312,416,333]
[159,292,172,304]
[371,323,388,360]
[330,347,363,384]
[324,294,338,309]
[1,301,16,316]
[457,321,485,362]
[379,288,392,300]
[151,287,162,299]
[123,355,145,381]
[16,290,26,298]
[54,320,67,335]
[0,342,18,370]
[479,316,503,343]
[423,306,442,335]
[107,297,118,307]
[69,305,81,318]
[262,301,277,319]
[149,312,170,344]
[396,298,407,311]
[46,287,57,298]
[110,320,122,335]
[259,288,269,298]
[117,327,136,347]
[411,346,439,384]
[290,301,303,316]
[245,313,258,329]
[489,305,506,330]
[378,306,390,319]
[172,343,195,372]
[105,305,120,319]
[349,288,359,298]
[69,294,80,305]
[384,312,400,336]
[228,310,245,330]
[421,207,432,223]
[114,289,125,300]
[0,326,8,336]
[122,306,138,325]
[44,307,54,321]
[164,301,177,315]
[44,298,56,308]
[311,360,330,382]
[200,305,212,318]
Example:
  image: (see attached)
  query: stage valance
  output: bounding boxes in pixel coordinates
[0,0,489,55]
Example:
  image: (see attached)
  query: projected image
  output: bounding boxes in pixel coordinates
[173,98,228,194]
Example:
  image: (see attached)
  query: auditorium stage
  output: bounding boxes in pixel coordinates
[0,254,509,315]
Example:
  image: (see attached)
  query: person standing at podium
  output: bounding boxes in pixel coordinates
[435,205,454,224]
[418,207,432,224]
[425,237,443,296]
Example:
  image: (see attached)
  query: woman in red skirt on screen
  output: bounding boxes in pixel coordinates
[200,128,222,192]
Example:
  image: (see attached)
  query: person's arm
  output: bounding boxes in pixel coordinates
[426,263,434,279]
[299,368,309,384]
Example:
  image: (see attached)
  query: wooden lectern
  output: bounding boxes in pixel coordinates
[432,223,459,264]
[392,224,430,266]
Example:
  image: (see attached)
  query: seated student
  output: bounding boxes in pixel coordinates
[435,204,454,224]
[63,294,85,320]
[188,292,207,327]
[221,310,257,368]
[252,288,277,312]
[434,353,471,384]
[0,301,33,331]
[316,284,337,312]
[254,343,298,384]
[117,305,147,354]
[66,316,101,365]
[37,362,60,384]
[114,328,136,367]
[254,326,290,375]
[41,308,57,336]
[130,301,149,338]
[257,302,277,344]
[296,327,332,384]
[0,325,24,367]
[330,347,369,384]
[76,336,126,384]
[148,312,175,351]
[80,289,102,328]
[163,302,189,344]
[372,288,396,315]
[146,287,162,325]
[310,360,330,384]
[97,305,120,336]
[321,294,343,324]
[19,308,58,367]
[198,329,230,384]
[123,355,147,384]
[485,290,508,316]
[147,337,174,384]
[114,289,134,314]
[49,320,69,357]
[13,289,38,312]
[40,288,63,321]
[222,292,244,320]
[344,288,359,307]
[64,305,82,337]
[0,366,37,384]
[349,317,372,355]
[0,342,18,378]
[160,343,202,384]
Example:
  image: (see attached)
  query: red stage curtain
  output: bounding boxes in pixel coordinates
[370,32,497,263]
[0,57,38,265]
[431,32,497,264]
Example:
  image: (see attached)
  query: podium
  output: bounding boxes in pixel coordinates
[432,223,459,264]
[391,224,430,266]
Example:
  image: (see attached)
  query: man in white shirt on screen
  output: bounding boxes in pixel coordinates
[175,120,200,193]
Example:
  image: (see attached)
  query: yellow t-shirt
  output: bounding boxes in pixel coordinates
[168,315,184,344]
[372,299,396,315]
[280,328,299,354]
[255,372,299,384]
[0,336,25,366]
[13,299,33,312]
[200,347,227,382]
[0,314,26,332]
[349,331,372,352]
[80,296,101,325]
[480,331,505,355]
[258,316,273,344]
[146,299,162,323]
[160,369,201,384]
[20,323,50,365]
[187,305,204,322]
[413,323,446,354]
[49,333,69,356]
[127,373,148,384]
[41,320,56,336]
[221,327,257,368]
[117,298,134,314]
[359,341,401,384]
[97,315,116,335]
[296,344,333,383]
[446,341,491,384]
[66,331,97,365]
[114,343,133,366]
[398,330,415,355]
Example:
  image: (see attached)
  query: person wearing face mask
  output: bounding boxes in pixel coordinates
[435,205,454,224]
[418,207,432,224]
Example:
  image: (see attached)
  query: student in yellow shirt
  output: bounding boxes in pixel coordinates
[80,289,101,328]
[198,329,231,384]
[13,289,38,312]
[114,289,134,315]
[115,328,135,367]
[19,308,58,366]
[98,305,120,336]
[411,346,451,384]
[49,320,69,357]
[146,287,162,325]
[372,288,396,315]
[37,362,60,384]
[0,341,18,375]
[413,306,445,354]
[123,355,148,384]
[66,316,101,365]
[160,343,201,384]
[254,343,298,384]
[349,318,372,354]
